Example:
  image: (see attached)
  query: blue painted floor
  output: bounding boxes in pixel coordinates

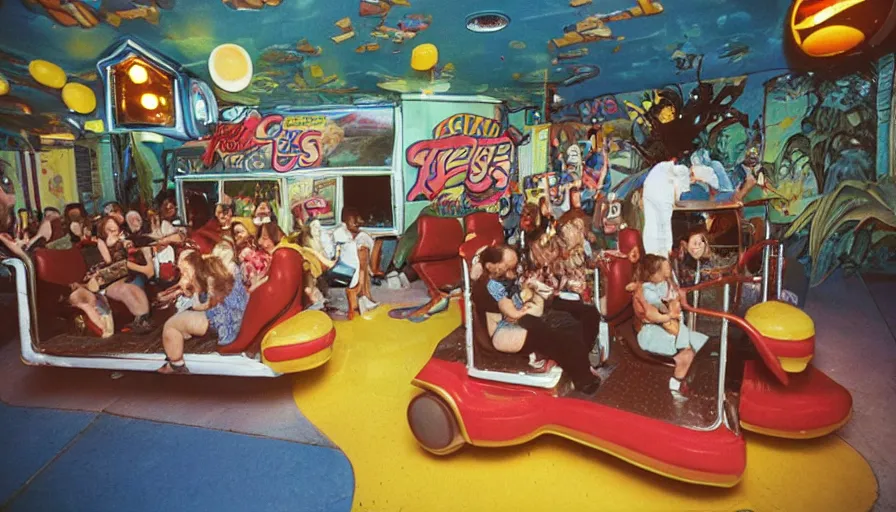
[0,403,354,512]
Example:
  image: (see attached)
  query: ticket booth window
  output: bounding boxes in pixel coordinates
[342,175,394,229]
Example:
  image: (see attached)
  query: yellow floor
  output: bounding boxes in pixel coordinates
[292,302,878,512]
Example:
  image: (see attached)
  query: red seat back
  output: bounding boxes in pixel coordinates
[219,246,305,354]
[409,216,464,263]
[33,247,87,286]
[463,212,503,247]
[603,255,634,323]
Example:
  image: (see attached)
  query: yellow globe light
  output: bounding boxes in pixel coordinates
[29,60,67,89]
[208,43,253,93]
[0,74,9,96]
[140,93,159,110]
[411,43,438,71]
[128,63,148,84]
[61,82,97,114]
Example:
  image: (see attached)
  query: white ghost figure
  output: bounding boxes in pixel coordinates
[565,144,583,178]
[690,164,720,190]
[642,160,691,257]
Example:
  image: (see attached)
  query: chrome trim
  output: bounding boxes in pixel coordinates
[718,283,730,432]
[690,259,701,331]
[462,259,474,372]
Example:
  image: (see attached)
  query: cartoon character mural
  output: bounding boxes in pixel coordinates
[550,62,895,285]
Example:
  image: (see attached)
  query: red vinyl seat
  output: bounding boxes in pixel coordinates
[408,216,465,296]
[218,246,306,354]
[463,212,504,248]
[32,246,134,333]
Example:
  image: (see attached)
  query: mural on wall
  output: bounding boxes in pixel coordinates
[201,107,393,173]
[762,71,877,221]
[405,113,518,216]
[37,147,78,211]
[549,63,895,284]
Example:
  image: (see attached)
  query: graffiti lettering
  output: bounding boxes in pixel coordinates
[434,114,502,138]
[550,94,626,123]
[256,115,323,172]
[202,112,324,172]
[406,135,514,206]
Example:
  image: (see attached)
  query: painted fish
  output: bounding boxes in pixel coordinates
[551,48,589,64]
[719,42,750,63]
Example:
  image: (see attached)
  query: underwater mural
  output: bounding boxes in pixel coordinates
[0,0,814,136]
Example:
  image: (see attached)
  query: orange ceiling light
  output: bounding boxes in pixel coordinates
[110,55,175,127]
[789,0,893,57]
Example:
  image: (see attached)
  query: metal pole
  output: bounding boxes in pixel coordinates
[717,283,730,429]
[462,261,475,371]
[689,259,700,331]
[761,203,771,302]
[776,241,784,300]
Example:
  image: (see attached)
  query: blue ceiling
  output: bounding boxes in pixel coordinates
[0,0,793,137]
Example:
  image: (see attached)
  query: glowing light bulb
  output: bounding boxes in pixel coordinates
[140,93,159,110]
[129,64,148,84]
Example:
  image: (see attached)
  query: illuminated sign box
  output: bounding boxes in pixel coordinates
[97,38,218,140]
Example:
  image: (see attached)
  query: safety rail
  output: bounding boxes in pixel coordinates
[681,275,789,386]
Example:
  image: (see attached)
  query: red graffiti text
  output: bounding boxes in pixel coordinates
[406,134,514,207]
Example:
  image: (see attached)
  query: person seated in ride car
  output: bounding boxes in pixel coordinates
[157,248,250,374]
[235,231,273,294]
[214,202,235,240]
[252,200,285,238]
[475,244,601,393]
[153,198,186,245]
[633,254,708,399]
[87,216,154,333]
[1,222,115,338]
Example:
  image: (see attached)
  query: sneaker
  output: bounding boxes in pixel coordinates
[670,378,690,401]
[129,315,153,335]
[528,353,546,370]
[398,272,410,288]
[359,296,380,314]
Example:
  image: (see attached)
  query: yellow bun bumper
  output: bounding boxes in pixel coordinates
[745,301,815,373]
[262,310,335,374]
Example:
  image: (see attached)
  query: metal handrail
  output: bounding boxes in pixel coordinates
[680,300,788,386]
[2,254,41,348]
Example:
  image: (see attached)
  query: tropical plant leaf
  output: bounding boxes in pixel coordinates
[809,181,890,261]
[784,198,819,238]
[810,233,846,286]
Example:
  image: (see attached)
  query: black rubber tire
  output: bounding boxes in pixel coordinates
[407,391,464,455]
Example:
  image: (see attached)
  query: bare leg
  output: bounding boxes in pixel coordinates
[69,288,112,337]
[358,246,372,299]
[160,310,209,369]
[106,280,150,316]
[672,347,695,380]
